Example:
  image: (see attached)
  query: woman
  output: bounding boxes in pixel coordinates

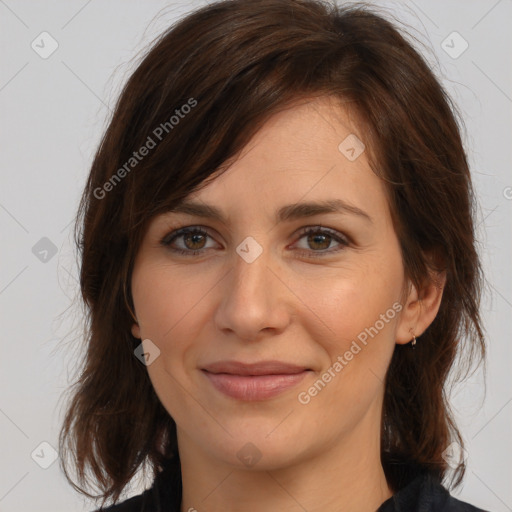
[59,0,489,510]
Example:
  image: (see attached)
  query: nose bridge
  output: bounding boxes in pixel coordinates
[214,234,288,337]
[231,235,274,308]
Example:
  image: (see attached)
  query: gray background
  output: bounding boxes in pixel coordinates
[0,0,511,510]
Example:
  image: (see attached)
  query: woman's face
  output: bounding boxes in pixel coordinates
[130,96,416,470]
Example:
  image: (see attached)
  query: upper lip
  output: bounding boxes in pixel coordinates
[202,360,309,376]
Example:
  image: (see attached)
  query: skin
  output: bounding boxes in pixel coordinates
[130,96,445,512]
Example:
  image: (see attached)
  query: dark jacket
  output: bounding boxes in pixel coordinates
[94,458,490,512]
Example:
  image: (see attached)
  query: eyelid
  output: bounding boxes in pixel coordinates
[291,225,350,258]
[159,224,350,256]
[294,225,350,244]
[159,225,219,248]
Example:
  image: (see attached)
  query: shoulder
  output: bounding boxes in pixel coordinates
[379,471,490,512]
[427,480,490,512]
[441,489,491,512]
[90,457,182,512]
[91,488,154,512]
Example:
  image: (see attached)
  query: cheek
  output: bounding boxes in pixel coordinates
[131,263,208,415]
[297,269,401,419]
[131,261,220,402]
[132,262,212,341]
[298,259,403,417]
[302,259,403,354]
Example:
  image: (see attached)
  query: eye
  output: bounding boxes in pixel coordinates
[160,226,218,256]
[160,225,349,258]
[292,226,349,258]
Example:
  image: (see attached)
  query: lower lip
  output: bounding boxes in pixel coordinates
[202,370,311,401]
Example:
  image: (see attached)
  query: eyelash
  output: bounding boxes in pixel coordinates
[159,225,349,259]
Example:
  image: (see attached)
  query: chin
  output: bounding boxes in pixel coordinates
[195,425,310,471]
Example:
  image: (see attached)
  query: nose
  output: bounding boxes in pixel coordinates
[213,239,291,341]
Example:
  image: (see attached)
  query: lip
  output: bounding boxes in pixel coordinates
[201,360,312,401]
[202,360,309,376]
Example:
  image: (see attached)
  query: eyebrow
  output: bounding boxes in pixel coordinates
[166,199,372,224]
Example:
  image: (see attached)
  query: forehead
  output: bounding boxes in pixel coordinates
[180,96,389,223]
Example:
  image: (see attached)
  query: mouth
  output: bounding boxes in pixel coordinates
[201,360,313,401]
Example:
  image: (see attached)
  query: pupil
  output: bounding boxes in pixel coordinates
[309,233,330,250]
[185,233,205,249]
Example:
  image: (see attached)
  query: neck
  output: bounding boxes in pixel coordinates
[178,409,392,512]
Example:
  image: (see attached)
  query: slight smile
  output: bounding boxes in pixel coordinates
[201,360,314,401]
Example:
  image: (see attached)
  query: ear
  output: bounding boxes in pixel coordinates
[396,269,446,345]
[131,322,141,339]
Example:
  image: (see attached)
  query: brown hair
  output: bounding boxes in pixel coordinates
[59,0,485,506]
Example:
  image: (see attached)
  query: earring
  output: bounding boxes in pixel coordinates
[410,332,417,349]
